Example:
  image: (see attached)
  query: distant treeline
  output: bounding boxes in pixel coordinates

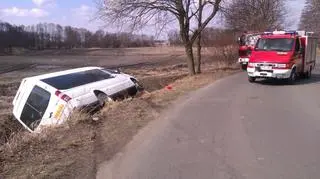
[0,22,156,52]
[168,28,238,47]
[0,21,240,54]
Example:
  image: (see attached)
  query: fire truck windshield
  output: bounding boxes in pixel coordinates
[255,38,294,52]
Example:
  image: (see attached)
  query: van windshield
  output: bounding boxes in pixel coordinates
[20,85,51,130]
[41,69,113,90]
[255,38,294,52]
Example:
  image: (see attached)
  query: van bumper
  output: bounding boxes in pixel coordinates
[247,67,292,79]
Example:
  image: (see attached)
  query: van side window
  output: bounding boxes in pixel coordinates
[41,69,113,90]
[295,38,300,52]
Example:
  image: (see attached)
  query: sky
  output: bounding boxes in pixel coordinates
[0,0,103,30]
[0,0,307,34]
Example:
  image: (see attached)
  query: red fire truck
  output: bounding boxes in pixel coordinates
[238,32,262,70]
[247,30,318,84]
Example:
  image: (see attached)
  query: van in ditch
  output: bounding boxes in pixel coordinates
[12,66,143,132]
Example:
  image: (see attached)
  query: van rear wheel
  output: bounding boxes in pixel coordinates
[97,93,112,107]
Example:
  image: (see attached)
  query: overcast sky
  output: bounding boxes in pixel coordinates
[0,0,306,33]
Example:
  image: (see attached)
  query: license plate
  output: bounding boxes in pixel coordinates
[54,104,64,119]
[260,66,272,70]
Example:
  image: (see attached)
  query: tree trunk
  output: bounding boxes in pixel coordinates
[194,0,203,74]
[195,34,202,74]
[178,12,195,76]
[185,44,196,75]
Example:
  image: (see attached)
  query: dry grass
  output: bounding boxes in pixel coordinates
[0,98,156,179]
[0,97,13,109]
[1,113,97,179]
[0,95,21,146]
[0,83,20,97]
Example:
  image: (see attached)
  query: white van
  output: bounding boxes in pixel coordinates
[12,66,142,132]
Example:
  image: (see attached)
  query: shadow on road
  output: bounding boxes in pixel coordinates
[255,73,320,86]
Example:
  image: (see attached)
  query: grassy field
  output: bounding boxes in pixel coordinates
[0,46,239,178]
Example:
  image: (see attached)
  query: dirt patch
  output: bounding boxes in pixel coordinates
[0,64,36,75]
[0,83,20,97]
[0,114,21,145]
[0,95,22,145]
[139,74,187,92]
[93,98,157,165]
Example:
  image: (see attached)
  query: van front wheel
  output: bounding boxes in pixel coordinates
[128,86,138,96]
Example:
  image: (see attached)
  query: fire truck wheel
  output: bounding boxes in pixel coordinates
[287,69,296,85]
[248,76,256,83]
[306,67,312,79]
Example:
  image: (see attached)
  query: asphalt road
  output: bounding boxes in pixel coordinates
[97,59,320,179]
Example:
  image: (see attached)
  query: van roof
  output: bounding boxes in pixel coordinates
[24,66,103,81]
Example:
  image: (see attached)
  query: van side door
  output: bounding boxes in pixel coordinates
[85,70,126,96]
[72,70,125,106]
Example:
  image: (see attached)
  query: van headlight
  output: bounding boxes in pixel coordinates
[130,78,144,91]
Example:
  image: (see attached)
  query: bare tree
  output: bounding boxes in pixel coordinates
[97,0,223,75]
[299,0,320,34]
[167,30,182,45]
[224,0,288,32]
[56,24,63,49]
[201,27,236,47]
[195,0,204,73]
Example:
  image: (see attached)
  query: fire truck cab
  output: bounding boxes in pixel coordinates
[247,30,318,84]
